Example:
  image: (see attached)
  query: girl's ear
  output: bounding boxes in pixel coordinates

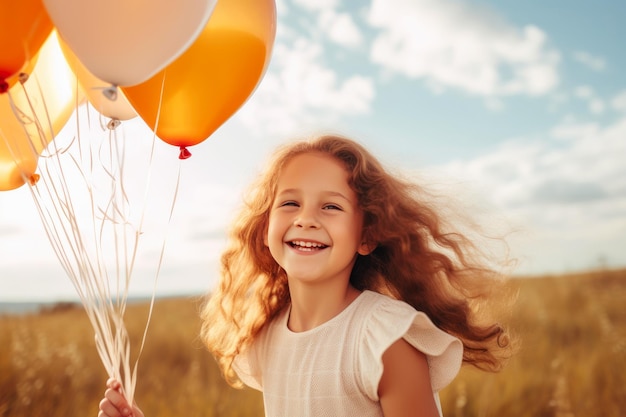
[358,229,375,255]
[357,241,376,256]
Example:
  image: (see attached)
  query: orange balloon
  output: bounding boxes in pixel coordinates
[4,56,39,90]
[0,31,80,191]
[0,86,42,190]
[0,0,53,92]
[122,0,276,158]
[0,142,40,191]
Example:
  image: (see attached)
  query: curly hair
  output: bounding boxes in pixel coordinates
[200,134,515,387]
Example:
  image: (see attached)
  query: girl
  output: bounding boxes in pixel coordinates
[99,134,513,417]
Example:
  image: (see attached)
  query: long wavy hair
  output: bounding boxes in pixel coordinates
[200,134,515,386]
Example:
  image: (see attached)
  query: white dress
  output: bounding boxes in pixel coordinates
[234,290,463,417]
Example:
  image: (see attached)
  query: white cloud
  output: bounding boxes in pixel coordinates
[611,90,626,113]
[573,50,607,72]
[367,0,560,97]
[589,98,605,114]
[237,37,375,135]
[437,116,626,274]
[573,85,606,114]
[574,85,594,98]
[319,10,364,48]
[550,121,599,141]
[290,0,363,49]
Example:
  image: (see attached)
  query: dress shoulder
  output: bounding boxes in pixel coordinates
[356,291,463,400]
[233,312,279,391]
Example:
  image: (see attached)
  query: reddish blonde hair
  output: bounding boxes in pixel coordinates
[200,134,514,386]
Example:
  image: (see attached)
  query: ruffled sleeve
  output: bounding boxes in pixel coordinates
[357,292,463,400]
[233,324,271,391]
[233,346,262,391]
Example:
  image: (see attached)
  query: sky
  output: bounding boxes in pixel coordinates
[1,0,625,301]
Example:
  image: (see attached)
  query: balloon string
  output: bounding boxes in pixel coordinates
[11,61,184,409]
[13,84,174,409]
[121,81,181,404]
[130,159,182,404]
[23,102,128,392]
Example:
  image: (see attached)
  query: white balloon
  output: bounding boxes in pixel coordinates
[43,0,218,87]
[59,39,137,121]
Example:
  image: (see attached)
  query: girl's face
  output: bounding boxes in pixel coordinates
[265,152,371,288]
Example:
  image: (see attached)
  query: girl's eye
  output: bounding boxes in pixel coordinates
[323,204,342,211]
[279,201,298,207]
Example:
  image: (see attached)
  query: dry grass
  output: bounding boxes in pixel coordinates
[439,268,626,417]
[1,268,624,416]
[0,297,262,417]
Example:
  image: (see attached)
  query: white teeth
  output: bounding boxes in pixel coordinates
[291,240,325,248]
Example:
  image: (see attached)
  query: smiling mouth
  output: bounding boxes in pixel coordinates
[288,240,328,251]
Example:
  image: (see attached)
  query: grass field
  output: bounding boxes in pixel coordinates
[1,268,624,416]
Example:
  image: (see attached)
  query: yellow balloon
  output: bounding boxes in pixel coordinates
[0,31,80,191]
[0,0,53,92]
[122,0,276,158]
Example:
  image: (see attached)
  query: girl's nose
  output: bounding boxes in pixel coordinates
[293,209,320,229]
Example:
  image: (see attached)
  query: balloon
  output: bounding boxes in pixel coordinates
[0,31,80,191]
[0,0,53,93]
[0,141,40,191]
[4,57,39,93]
[59,40,137,121]
[123,0,277,158]
[43,0,218,87]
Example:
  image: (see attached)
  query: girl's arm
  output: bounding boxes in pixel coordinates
[98,379,145,417]
[379,339,441,417]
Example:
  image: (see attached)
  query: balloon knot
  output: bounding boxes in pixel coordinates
[28,173,40,186]
[18,72,29,84]
[0,79,8,94]
[102,85,118,101]
[179,146,192,160]
[107,119,121,130]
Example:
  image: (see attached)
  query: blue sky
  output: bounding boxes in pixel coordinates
[1,0,625,301]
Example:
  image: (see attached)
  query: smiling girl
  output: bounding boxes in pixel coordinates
[99,134,514,417]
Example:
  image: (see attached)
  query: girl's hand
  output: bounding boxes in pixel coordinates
[98,378,145,417]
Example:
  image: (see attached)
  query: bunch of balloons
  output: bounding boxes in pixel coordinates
[1,0,277,408]
[1,0,277,191]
